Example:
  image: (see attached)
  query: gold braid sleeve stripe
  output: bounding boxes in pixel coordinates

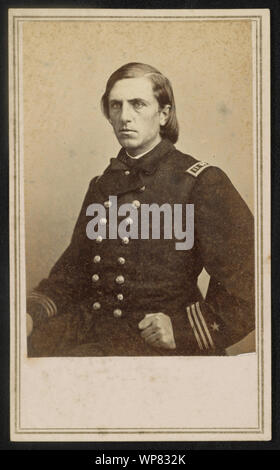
[195,302,215,349]
[186,306,203,350]
[186,303,216,351]
[28,292,57,318]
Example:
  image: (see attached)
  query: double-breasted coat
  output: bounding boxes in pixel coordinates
[27,138,255,356]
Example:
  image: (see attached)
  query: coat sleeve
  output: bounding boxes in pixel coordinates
[174,166,255,355]
[27,177,98,325]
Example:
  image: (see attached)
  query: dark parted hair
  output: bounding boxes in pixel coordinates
[101,62,179,144]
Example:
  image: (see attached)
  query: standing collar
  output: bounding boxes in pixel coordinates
[126,140,160,159]
[116,138,175,175]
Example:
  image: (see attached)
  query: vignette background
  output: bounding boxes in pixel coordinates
[23,19,254,354]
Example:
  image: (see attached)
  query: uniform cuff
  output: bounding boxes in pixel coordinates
[27,291,57,324]
[185,301,216,353]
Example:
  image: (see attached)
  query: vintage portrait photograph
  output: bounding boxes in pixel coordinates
[9,8,271,441]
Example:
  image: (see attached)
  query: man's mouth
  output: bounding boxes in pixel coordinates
[119,129,137,134]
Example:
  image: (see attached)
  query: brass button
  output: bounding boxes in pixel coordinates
[93,255,101,263]
[132,200,141,209]
[96,235,103,243]
[139,185,146,192]
[113,308,122,318]
[93,302,101,310]
[100,217,107,225]
[121,237,129,245]
[117,293,124,301]
[92,274,100,282]
[124,170,130,176]
[118,257,126,265]
[104,200,112,208]
[115,275,125,284]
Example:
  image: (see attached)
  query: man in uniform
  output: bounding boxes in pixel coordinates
[27,62,255,357]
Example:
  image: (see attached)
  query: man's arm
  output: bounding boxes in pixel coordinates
[181,165,255,354]
[27,176,99,331]
[139,165,255,355]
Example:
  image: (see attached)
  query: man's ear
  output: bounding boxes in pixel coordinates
[159,104,171,127]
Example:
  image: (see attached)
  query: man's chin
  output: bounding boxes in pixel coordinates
[117,135,139,150]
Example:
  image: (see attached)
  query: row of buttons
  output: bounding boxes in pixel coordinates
[93,302,123,318]
[98,217,134,226]
[96,235,130,244]
[92,274,125,284]
[91,195,144,319]
[93,255,125,265]
[104,199,142,209]
[93,292,124,304]
[92,253,125,316]
[96,198,142,244]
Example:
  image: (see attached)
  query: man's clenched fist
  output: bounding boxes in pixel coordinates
[138,312,176,350]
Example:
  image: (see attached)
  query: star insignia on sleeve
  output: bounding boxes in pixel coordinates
[211,322,220,331]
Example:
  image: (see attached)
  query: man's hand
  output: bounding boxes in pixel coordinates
[138,312,176,350]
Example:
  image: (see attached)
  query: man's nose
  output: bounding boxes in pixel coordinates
[120,102,132,122]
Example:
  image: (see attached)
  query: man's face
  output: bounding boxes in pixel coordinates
[108,77,168,156]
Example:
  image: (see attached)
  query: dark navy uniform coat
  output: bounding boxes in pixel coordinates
[27,139,255,356]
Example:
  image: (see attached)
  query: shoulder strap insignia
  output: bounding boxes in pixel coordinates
[185,161,210,177]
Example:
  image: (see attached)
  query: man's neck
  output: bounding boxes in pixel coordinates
[126,139,161,160]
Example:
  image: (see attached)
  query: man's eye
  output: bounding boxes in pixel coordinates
[110,102,121,110]
[134,101,145,109]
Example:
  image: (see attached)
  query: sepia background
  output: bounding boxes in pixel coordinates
[23,20,254,353]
